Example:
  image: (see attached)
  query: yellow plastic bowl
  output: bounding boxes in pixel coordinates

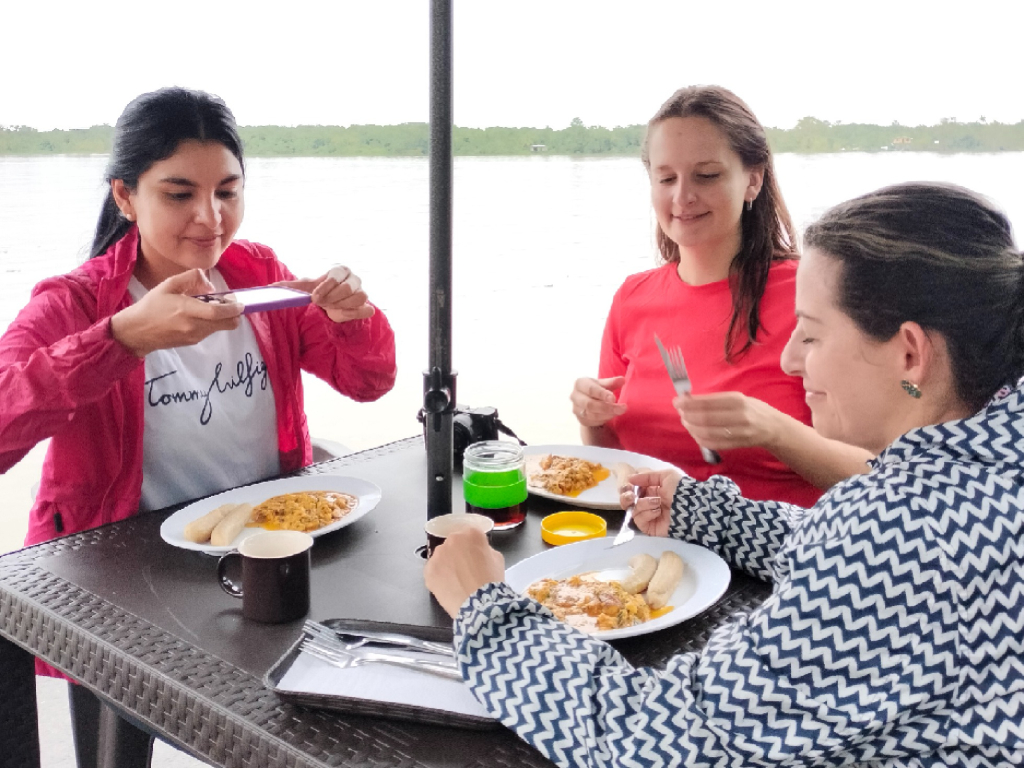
[541,511,608,546]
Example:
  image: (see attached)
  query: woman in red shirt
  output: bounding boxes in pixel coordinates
[570,86,869,505]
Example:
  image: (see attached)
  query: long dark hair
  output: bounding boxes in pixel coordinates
[641,85,797,361]
[805,182,1024,411]
[90,87,245,258]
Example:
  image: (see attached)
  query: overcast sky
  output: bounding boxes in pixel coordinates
[3,0,1022,131]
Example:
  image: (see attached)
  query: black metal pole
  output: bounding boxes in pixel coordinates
[423,0,456,520]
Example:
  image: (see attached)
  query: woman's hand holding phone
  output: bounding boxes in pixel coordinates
[275,265,375,323]
[110,269,244,358]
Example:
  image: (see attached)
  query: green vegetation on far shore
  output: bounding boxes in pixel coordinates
[2,116,1023,157]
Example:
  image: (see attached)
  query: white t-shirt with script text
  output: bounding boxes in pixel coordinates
[128,270,281,511]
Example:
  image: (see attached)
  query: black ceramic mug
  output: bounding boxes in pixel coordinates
[424,513,494,558]
[217,531,313,623]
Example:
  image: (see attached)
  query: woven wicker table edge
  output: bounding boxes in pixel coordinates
[0,434,771,768]
[0,436,449,768]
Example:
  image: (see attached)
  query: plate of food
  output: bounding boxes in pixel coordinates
[160,475,383,554]
[504,535,730,640]
[523,445,679,510]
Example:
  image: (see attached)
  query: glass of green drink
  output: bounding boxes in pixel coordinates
[462,441,528,530]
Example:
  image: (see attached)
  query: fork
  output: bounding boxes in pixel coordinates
[303,623,458,668]
[654,335,722,465]
[304,620,454,658]
[301,636,464,681]
[609,484,640,548]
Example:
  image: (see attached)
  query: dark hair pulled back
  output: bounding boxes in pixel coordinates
[90,87,245,258]
[804,182,1024,412]
[641,85,798,361]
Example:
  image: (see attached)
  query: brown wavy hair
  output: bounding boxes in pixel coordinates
[641,85,798,361]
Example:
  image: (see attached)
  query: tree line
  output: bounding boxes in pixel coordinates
[2,116,1023,156]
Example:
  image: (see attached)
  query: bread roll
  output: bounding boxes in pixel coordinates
[645,551,685,610]
[210,503,255,547]
[612,462,635,492]
[620,553,657,594]
[183,502,236,544]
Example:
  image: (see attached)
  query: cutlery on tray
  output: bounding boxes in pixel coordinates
[300,637,464,681]
[301,623,462,681]
[305,620,454,657]
[654,335,722,465]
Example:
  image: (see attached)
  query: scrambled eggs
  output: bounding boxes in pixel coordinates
[526,575,651,632]
[250,491,357,533]
[528,454,610,497]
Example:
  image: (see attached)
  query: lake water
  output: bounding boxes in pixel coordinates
[2,152,1024,545]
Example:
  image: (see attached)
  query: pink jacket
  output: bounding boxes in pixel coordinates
[0,227,397,547]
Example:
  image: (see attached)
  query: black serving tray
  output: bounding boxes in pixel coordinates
[264,618,500,730]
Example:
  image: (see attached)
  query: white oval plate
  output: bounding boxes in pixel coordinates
[523,444,679,510]
[505,535,731,640]
[160,475,383,554]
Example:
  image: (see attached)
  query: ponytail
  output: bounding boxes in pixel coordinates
[1010,255,1024,384]
[90,191,133,259]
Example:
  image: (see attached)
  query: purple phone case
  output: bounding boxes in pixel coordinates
[195,287,312,315]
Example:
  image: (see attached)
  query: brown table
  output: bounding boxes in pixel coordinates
[0,437,771,767]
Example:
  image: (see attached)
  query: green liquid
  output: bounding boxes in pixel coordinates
[463,468,527,508]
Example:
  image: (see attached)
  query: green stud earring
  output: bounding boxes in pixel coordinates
[901,380,922,399]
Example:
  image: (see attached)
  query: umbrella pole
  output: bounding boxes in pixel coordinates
[424,0,456,521]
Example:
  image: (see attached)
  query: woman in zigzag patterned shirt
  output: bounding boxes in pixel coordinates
[426,182,1024,768]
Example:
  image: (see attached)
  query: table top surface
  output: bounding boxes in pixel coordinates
[0,437,771,767]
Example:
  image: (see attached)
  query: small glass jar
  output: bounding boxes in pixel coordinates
[462,440,528,530]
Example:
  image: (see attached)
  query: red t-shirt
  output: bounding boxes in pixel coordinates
[599,259,821,507]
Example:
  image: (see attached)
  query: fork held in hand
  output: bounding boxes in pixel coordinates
[654,335,722,465]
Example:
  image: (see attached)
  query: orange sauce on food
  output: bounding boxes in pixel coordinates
[649,605,674,620]
[564,467,612,498]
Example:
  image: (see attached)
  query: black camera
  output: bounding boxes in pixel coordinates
[453,406,500,462]
[417,404,524,466]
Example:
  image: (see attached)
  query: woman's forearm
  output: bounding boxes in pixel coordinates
[298,304,397,402]
[764,412,873,489]
[580,423,623,449]
[0,318,141,471]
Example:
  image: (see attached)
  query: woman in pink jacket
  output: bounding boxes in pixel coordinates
[0,86,398,758]
[0,86,397,547]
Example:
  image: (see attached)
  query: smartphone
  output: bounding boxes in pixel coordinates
[194,286,312,315]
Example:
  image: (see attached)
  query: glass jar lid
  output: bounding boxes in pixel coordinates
[462,440,524,471]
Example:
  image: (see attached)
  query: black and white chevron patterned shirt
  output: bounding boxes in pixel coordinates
[454,384,1024,767]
